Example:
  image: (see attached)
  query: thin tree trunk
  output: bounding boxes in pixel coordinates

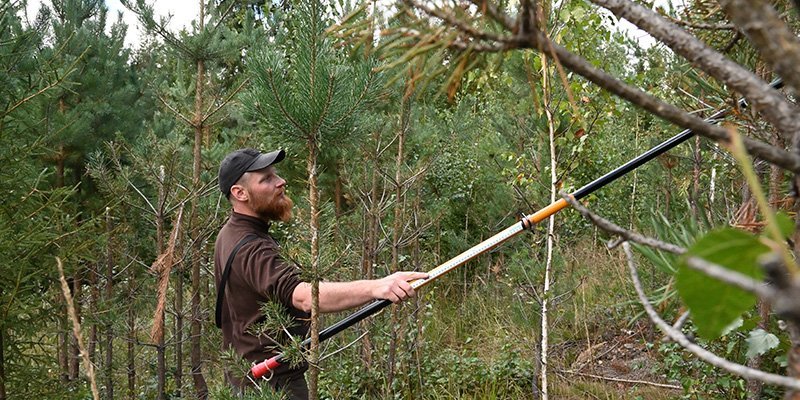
[127,241,136,400]
[59,300,69,381]
[69,273,82,381]
[0,325,5,400]
[360,131,380,376]
[89,264,98,363]
[665,168,672,219]
[786,323,800,400]
[333,167,343,242]
[105,209,114,400]
[630,119,639,229]
[387,92,410,396]
[539,47,558,400]
[175,260,184,399]
[55,143,69,382]
[747,134,785,399]
[308,139,321,400]
[691,136,701,219]
[190,1,209,397]
[412,190,424,395]
[156,166,167,400]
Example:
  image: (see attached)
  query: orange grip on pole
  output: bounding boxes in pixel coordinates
[524,197,571,226]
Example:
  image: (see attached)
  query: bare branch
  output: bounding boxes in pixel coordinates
[622,242,800,390]
[404,0,513,45]
[589,0,800,144]
[516,30,800,173]
[559,369,682,390]
[666,16,737,31]
[719,0,800,97]
[562,193,686,254]
[466,0,515,30]
[158,95,195,128]
[202,77,249,124]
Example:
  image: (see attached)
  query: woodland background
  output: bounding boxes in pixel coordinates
[2,0,800,399]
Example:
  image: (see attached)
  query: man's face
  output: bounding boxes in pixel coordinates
[240,166,293,222]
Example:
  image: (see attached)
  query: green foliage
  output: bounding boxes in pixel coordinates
[676,228,768,340]
[243,1,382,144]
[746,329,780,359]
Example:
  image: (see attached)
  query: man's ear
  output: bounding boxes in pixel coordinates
[230,184,248,202]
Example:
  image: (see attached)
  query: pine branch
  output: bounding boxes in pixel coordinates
[265,68,309,137]
[201,77,249,125]
[158,95,195,128]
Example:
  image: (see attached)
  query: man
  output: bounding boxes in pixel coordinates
[214,148,427,399]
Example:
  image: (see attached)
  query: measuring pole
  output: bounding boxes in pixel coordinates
[251,79,784,379]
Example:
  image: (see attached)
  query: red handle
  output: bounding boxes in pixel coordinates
[251,356,282,378]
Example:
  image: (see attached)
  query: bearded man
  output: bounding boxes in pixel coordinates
[214,148,427,399]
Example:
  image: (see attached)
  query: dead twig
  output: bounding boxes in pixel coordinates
[57,257,100,400]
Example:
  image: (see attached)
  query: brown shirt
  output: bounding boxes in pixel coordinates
[214,212,309,380]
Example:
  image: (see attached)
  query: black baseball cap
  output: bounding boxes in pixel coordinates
[218,148,285,197]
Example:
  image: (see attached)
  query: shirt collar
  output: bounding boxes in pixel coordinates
[230,211,272,233]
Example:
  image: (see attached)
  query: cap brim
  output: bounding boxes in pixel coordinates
[246,149,285,172]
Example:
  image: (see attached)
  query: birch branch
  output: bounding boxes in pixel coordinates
[622,242,800,391]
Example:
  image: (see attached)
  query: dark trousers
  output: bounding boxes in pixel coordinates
[269,374,309,400]
[227,370,308,400]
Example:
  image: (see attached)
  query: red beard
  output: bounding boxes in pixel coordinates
[254,193,294,222]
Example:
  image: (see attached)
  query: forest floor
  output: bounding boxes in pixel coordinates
[551,320,683,399]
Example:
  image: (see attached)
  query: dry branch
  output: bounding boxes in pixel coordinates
[150,206,184,342]
[57,257,100,400]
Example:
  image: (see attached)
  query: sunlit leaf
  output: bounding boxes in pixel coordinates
[676,228,768,340]
[746,329,780,358]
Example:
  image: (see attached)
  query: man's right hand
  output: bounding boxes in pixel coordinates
[371,271,429,303]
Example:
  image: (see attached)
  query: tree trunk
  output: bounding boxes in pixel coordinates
[307,139,321,400]
[629,117,640,229]
[691,135,701,219]
[333,167,343,242]
[105,209,114,400]
[69,273,82,381]
[786,323,800,400]
[539,46,558,400]
[412,190,424,395]
[190,1,209,397]
[175,260,184,399]
[156,173,166,400]
[59,302,69,381]
[0,327,5,400]
[89,264,98,363]
[127,245,136,400]
[665,167,672,219]
[747,133,785,399]
[360,131,380,377]
[387,93,410,396]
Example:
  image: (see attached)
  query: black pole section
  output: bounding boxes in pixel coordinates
[573,78,783,200]
[252,78,785,378]
[255,299,392,367]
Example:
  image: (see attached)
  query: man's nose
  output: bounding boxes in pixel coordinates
[276,177,286,188]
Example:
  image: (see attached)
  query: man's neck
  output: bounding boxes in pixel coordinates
[232,204,262,221]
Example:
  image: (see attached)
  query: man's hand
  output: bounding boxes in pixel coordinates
[371,271,429,303]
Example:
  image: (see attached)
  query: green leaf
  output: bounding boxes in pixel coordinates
[775,212,794,239]
[746,329,780,358]
[676,228,768,340]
